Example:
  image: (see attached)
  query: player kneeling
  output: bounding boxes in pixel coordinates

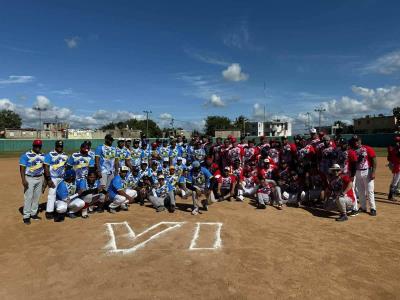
[238,167,259,201]
[107,166,137,213]
[76,170,108,217]
[326,164,357,222]
[256,178,283,210]
[54,170,86,222]
[149,175,176,213]
[215,166,237,202]
[186,161,215,215]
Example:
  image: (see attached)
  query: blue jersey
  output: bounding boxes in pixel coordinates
[166,174,184,189]
[174,163,187,176]
[116,147,130,167]
[56,180,78,201]
[67,152,94,179]
[76,178,101,191]
[44,150,68,178]
[88,150,95,160]
[158,147,170,160]
[19,150,45,176]
[129,147,142,167]
[169,146,182,164]
[187,167,213,189]
[108,175,124,200]
[95,144,117,174]
[192,148,206,163]
[140,149,150,162]
[152,182,173,197]
[126,173,141,189]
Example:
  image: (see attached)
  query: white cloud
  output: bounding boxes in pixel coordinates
[204,94,225,107]
[34,95,52,110]
[159,113,172,120]
[0,98,16,111]
[0,75,34,85]
[222,63,249,82]
[364,50,400,74]
[184,48,230,66]
[64,37,80,49]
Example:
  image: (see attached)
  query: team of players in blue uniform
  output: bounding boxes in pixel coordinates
[19,129,379,224]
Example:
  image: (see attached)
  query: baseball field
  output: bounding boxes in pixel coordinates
[1,156,400,300]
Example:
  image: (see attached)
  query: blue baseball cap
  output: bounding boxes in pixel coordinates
[64,169,76,179]
[192,161,201,168]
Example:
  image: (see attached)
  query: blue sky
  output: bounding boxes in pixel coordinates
[1,0,400,132]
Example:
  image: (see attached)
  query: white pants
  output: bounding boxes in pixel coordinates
[241,186,258,197]
[257,193,270,205]
[390,172,400,193]
[46,177,63,213]
[335,196,354,214]
[100,172,114,189]
[82,193,106,204]
[56,198,85,214]
[109,189,137,209]
[355,169,376,210]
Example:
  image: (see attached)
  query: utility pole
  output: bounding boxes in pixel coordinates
[33,106,47,138]
[143,110,152,137]
[305,112,311,131]
[170,118,175,136]
[314,105,326,131]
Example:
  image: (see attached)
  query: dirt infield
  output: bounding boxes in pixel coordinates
[1,157,400,299]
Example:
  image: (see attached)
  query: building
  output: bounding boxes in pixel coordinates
[3,128,64,139]
[43,122,69,131]
[353,115,398,134]
[246,120,292,137]
[214,130,241,139]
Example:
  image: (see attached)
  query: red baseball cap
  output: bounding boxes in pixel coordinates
[395,136,400,142]
[32,139,42,146]
[231,137,237,143]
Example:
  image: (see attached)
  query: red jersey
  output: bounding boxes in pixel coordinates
[329,175,355,202]
[218,175,236,190]
[355,145,376,170]
[387,145,400,173]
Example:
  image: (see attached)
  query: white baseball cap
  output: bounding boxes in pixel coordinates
[309,128,317,134]
[329,164,341,171]
[120,166,130,172]
[163,157,169,162]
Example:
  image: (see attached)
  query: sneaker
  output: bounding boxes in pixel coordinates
[336,214,348,222]
[45,212,54,220]
[349,210,359,217]
[388,191,393,200]
[88,206,96,214]
[168,205,176,213]
[95,206,104,213]
[191,207,199,215]
[23,218,31,225]
[67,212,78,219]
[31,215,42,221]
[370,209,377,216]
[237,195,244,202]
[81,209,89,219]
[277,204,283,210]
[120,204,129,211]
[257,203,266,209]
[201,200,208,211]
[156,206,166,212]
[109,208,117,214]
[54,213,65,222]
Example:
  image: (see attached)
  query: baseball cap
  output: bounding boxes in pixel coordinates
[323,135,331,141]
[264,158,271,163]
[158,175,165,179]
[309,128,317,134]
[120,166,130,172]
[118,137,125,142]
[105,134,114,141]
[177,157,182,161]
[141,160,148,165]
[231,137,237,143]
[192,161,201,168]
[169,165,175,169]
[64,169,76,179]
[133,139,140,143]
[32,139,42,146]
[329,164,341,171]
[163,157,169,162]
[223,166,230,171]
[55,140,64,147]
[395,136,400,142]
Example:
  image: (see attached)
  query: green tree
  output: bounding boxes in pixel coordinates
[0,110,22,130]
[101,118,163,137]
[233,115,248,135]
[204,116,232,136]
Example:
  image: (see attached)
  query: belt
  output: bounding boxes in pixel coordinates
[26,174,43,178]
[357,169,368,171]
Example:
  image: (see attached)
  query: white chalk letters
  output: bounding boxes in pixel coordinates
[104,221,223,254]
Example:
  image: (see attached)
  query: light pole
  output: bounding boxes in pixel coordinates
[143,110,152,137]
[314,105,326,131]
[33,106,47,138]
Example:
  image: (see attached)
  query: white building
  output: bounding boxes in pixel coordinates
[246,120,292,137]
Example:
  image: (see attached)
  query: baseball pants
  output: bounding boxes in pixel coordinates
[23,176,44,219]
[241,186,258,197]
[148,191,175,208]
[82,193,106,205]
[55,198,85,214]
[335,196,354,214]
[109,189,137,209]
[46,177,63,213]
[100,172,114,189]
[390,172,400,194]
[257,193,271,205]
[355,169,376,210]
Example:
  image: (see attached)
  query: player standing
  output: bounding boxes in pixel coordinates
[95,134,119,189]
